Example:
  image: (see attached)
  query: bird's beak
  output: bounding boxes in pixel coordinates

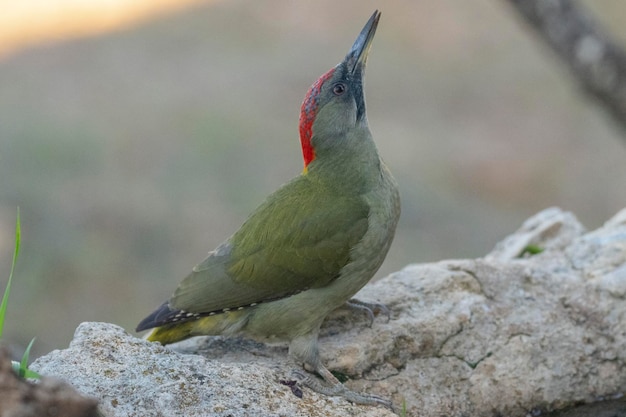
[345,10,380,75]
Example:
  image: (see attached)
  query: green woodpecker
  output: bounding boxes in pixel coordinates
[137,10,400,409]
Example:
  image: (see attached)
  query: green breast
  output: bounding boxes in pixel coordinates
[228,174,370,290]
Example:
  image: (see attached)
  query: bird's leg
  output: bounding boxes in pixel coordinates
[287,333,394,411]
[344,298,391,326]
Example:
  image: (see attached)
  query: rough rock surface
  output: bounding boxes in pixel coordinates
[0,348,99,417]
[31,207,626,417]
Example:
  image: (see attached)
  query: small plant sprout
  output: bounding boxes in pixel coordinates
[0,208,41,379]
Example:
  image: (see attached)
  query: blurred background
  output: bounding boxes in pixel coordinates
[1,0,625,359]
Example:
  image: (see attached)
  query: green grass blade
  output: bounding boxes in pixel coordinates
[23,367,41,379]
[0,207,21,340]
[13,361,41,379]
[12,361,41,379]
[17,337,37,378]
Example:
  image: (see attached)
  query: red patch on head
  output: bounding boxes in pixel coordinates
[299,68,335,168]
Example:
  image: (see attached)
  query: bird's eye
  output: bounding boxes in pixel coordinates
[332,83,346,96]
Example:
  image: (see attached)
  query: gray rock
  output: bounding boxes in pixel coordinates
[32,207,626,417]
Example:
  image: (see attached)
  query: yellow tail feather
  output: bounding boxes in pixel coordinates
[146,311,248,345]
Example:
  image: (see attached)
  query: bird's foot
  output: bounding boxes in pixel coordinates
[290,369,395,411]
[344,298,390,327]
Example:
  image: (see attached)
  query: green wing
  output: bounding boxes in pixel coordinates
[169,175,369,313]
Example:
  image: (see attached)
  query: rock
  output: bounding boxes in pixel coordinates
[31,207,626,417]
[0,348,99,417]
[545,397,626,417]
[32,322,391,417]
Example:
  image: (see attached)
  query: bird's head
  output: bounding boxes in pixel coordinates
[299,10,380,172]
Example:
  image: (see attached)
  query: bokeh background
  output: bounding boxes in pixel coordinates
[1,0,625,359]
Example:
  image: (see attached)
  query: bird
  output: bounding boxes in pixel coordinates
[136,10,400,409]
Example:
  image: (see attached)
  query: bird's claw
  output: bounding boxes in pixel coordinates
[289,369,394,410]
[345,298,390,326]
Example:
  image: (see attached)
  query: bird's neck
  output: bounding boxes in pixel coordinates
[305,125,382,194]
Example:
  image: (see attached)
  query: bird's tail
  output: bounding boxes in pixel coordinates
[145,311,248,345]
